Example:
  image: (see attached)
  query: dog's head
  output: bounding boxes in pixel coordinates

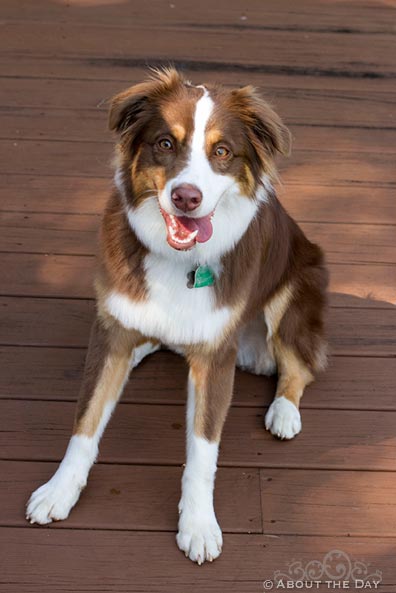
[109,68,289,258]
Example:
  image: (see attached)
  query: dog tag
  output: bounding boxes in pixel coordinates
[187,265,215,288]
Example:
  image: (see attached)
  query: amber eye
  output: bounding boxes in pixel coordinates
[214,145,231,159]
[158,137,174,151]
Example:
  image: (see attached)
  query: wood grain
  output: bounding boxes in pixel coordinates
[2,399,396,471]
[3,0,395,35]
[261,469,396,537]
[1,527,394,592]
[2,346,396,411]
[3,21,395,79]
[0,460,262,533]
[2,57,396,95]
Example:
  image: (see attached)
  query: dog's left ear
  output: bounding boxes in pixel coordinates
[232,86,291,160]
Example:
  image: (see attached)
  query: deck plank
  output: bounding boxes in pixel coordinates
[1,346,396,411]
[1,527,394,592]
[2,400,396,471]
[2,463,396,583]
[260,469,396,537]
[3,22,395,79]
[2,58,396,94]
[0,460,262,533]
[3,0,395,34]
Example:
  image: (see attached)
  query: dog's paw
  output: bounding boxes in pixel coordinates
[26,474,85,525]
[265,396,302,440]
[177,510,223,564]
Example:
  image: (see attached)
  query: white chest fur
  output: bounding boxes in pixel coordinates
[105,254,232,345]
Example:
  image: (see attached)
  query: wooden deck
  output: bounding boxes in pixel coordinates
[1,0,396,591]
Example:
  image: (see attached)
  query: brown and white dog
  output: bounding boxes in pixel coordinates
[26,68,328,564]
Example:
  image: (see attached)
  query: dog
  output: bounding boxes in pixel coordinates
[26,68,328,564]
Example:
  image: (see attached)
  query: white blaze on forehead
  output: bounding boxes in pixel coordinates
[170,88,217,196]
[191,87,214,154]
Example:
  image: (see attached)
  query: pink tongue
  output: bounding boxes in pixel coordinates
[177,215,213,243]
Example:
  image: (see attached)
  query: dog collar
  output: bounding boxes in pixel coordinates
[187,265,215,289]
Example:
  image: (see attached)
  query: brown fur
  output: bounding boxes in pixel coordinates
[74,315,146,437]
[83,69,327,446]
[203,83,290,189]
[97,190,148,300]
[272,337,314,407]
[109,70,202,210]
[187,343,238,442]
[215,188,328,374]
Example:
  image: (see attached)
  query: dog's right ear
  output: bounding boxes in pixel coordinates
[108,81,153,135]
[108,68,186,135]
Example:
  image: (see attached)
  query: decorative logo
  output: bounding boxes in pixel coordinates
[273,549,382,585]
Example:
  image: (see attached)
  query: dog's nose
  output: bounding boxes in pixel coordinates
[171,184,202,213]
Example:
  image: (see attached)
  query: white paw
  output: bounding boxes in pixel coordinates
[177,510,223,564]
[26,473,85,525]
[265,396,302,440]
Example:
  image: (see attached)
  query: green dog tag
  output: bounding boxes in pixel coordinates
[187,265,215,288]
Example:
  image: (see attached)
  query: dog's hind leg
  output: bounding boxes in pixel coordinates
[236,313,277,376]
[264,278,327,440]
[177,344,237,564]
[26,315,154,525]
[265,336,314,440]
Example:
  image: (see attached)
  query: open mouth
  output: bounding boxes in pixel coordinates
[160,209,214,251]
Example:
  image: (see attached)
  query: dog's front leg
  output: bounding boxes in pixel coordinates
[26,315,152,525]
[177,344,237,564]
